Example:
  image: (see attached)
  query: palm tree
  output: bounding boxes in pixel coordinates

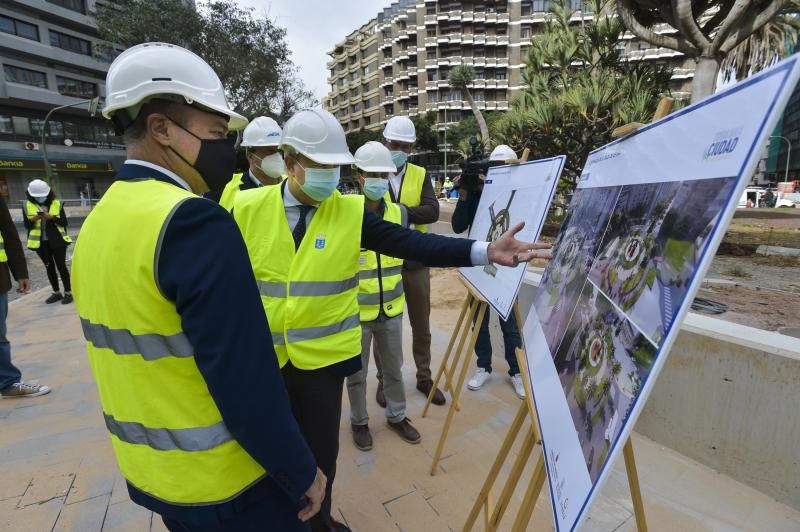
[616,0,795,102]
[448,65,490,148]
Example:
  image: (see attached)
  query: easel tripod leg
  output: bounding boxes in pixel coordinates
[510,451,547,532]
[623,439,648,532]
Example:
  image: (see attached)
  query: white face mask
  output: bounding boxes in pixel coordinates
[296,161,340,201]
[256,152,286,179]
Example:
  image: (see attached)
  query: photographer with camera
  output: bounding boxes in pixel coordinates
[451,142,527,400]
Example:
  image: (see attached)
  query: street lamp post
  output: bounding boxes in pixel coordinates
[40,97,100,197]
[443,107,447,186]
[769,135,791,184]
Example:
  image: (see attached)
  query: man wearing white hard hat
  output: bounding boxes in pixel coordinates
[216,116,286,210]
[346,141,420,453]
[71,43,324,531]
[452,145,527,399]
[23,179,73,304]
[234,108,550,532]
[381,115,445,407]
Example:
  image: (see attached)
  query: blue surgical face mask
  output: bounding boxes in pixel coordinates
[296,161,340,201]
[363,177,389,201]
[34,196,47,204]
[391,150,408,169]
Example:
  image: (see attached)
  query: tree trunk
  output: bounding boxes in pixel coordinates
[464,89,490,148]
[691,56,721,103]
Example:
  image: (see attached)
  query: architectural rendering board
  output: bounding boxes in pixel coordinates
[521,55,800,531]
[460,156,565,321]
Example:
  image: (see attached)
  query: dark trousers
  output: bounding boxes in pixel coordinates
[161,481,310,531]
[0,292,21,392]
[473,307,521,376]
[35,245,71,293]
[282,362,344,532]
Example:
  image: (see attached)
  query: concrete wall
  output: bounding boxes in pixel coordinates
[493,271,800,511]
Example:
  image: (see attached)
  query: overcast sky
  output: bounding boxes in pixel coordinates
[234,0,389,103]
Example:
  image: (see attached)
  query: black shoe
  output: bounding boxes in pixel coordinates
[351,423,373,451]
[375,381,387,408]
[61,293,73,305]
[388,418,421,444]
[45,293,62,304]
[417,380,446,406]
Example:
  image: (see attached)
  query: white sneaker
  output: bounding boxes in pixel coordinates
[467,368,491,391]
[510,374,526,399]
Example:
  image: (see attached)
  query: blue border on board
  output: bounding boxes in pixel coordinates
[529,56,798,532]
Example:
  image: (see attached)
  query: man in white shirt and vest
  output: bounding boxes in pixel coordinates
[233,108,550,532]
[379,116,446,406]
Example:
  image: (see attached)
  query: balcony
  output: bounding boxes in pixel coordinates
[498,12,510,23]
[437,57,450,67]
[471,79,486,88]
[424,14,437,25]
[498,35,510,45]
[462,10,474,22]
[396,71,411,82]
[474,34,486,44]
[473,56,486,66]
[380,77,394,87]
[473,12,486,22]
[437,79,450,88]
[396,90,410,100]
[393,30,409,43]
[437,35,450,44]
[426,81,438,90]
[486,13,497,23]
[462,34,474,44]
[485,57,497,66]
[448,10,461,21]
[485,36,498,45]
[437,12,448,21]
[485,79,497,88]
[381,95,394,105]
[379,41,392,51]
[449,34,462,44]
[396,11,408,21]
[496,80,509,89]
[496,101,509,111]
[449,55,463,65]
[426,59,438,69]
[408,47,418,56]
[425,37,438,47]
[394,53,410,63]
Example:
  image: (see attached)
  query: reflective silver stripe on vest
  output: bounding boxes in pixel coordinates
[286,313,360,343]
[272,332,285,345]
[359,265,402,280]
[81,318,193,361]
[289,275,358,297]
[104,412,233,452]
[0,243,4,250]
[259,281,287,298]
[358,283,405,306]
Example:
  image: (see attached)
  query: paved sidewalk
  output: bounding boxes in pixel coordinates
[1,291,799,531]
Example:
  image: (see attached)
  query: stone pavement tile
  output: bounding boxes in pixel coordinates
[102,499,152,532]
[109,471,129,506]
[582,493,634,531]
[64,453,117,505]
[0,470,32,502]
[149,514,169,532]
[1,495,65,531]
[383,490,450,532]
[53,493,110,532]
[335,492,396,532]
[18,472,74,508]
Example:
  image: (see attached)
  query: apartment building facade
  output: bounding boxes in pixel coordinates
[0,0,126,205]
[325,0,696,159]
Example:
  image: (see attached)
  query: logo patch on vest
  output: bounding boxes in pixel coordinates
[314,234,326,250]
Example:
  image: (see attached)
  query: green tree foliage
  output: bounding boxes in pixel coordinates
[448,65,490,146]
[410,111,440,153]
[95,0,315,121]
[492,0,672,194]
[345,128,382,154]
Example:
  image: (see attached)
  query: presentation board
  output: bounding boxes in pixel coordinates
[521,55,800,531]
[460,156,565,320]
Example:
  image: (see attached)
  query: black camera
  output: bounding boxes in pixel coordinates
[457,136,504,191]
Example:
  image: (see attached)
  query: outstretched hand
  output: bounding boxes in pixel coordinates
[487,222,553,267]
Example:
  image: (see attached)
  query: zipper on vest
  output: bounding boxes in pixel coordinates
[376,253,386,319]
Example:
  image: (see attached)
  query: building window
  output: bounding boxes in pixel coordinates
[495,71,507,80]
[427,71,437,82]
[364,116,372,126]
[352,103,360,113]
[474,69,485,80]
[428,91,438,102]
[0,116,12,134]
[365,98,373,109]
[46,0,85,14]
[50,30,92,55]
[0,15,40,41]
[522,26,532,39]
[363,65,370,75]
[56,75,97,98]
[473,90,485,101]
[4,65,47,88]
[426,6,436,15]
[330,69,336,77]
[533,0,551,11]
[521,1,533,16]
[12,117,31,136]
[427,51,435,60]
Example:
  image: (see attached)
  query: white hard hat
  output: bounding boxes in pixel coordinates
[489,144,517,162]
[354,141,396,173]
[102,42,248,131]
[27,179,51,198]
[241,116,282,147]
[280,108,354,165]
[383,116,416,143]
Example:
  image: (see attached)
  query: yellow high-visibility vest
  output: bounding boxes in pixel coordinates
[358,201,405,321]
[234,185,363,370]
[26,199,72,249]
[0,230,6,263]
[72,179,265,505]
[394,163,428,233]
[218,173,244,211]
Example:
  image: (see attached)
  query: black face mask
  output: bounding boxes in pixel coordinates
[166,116,237,194]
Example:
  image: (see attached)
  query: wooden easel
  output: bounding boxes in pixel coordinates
[462,98,677,531]
[462,347,648,531]
[422,148,532,476]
